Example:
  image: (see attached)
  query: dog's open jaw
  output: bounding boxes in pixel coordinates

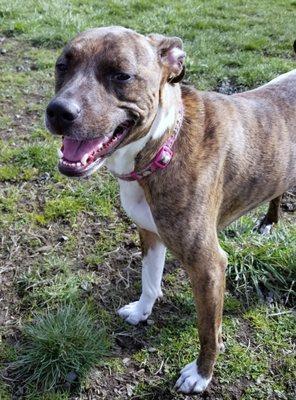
[58,120,133,177]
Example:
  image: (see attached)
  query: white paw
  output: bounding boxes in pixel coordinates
[174,360,211,394]
[219,341,226,353]
[117,301,151,325]
[259,223,273,235]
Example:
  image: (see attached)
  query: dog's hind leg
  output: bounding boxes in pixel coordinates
[117,228,166,325]
[256,195,282,235]
[175,239,227,393]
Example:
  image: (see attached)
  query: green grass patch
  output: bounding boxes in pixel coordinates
[8,305,110,397]
[221,215,296,304]
[43,196,84,222]
[0,165,38,181]
[245,307,296,353]
[0,0,295,89]
[0,186,20,215]
[13,143,58,174]
[41,175,119,223]
[132,304,295,398]
[0,139,59,181]
[17,255,98,308]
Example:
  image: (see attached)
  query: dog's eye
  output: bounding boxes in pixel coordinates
[112,73,132,82]
[56,63,68,72]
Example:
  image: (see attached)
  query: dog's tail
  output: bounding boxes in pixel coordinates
[294,40,296,54]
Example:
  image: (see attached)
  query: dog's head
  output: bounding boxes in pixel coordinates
[46,26,185,177]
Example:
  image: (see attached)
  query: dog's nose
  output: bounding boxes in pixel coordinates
[46,99,81,125]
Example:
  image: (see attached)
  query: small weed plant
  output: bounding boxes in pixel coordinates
[9,305,109,395]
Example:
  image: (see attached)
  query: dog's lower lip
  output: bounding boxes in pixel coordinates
[58,156,104,177]
[58,121,133,177]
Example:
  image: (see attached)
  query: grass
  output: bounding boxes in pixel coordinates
[129,297,296,399]
[7,305,110,397]
[221,215,296,304]
[0,0,295,89]
[17,255,98,308]
[0,0,295,399]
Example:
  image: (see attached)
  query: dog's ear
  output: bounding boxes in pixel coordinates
[148,34,186,83]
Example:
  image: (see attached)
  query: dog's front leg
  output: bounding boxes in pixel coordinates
[175,244,227,393]
[118,228,166,325]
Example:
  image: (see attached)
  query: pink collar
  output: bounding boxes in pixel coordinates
[113,107,184,181]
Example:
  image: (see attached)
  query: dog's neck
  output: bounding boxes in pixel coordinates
[105,83,182,175]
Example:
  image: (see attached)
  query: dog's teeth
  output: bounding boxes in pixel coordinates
[81,154,89,166]
[76,162,81,167]
[57,149,63,158]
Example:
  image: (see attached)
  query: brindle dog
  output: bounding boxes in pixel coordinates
[46,27,296,393]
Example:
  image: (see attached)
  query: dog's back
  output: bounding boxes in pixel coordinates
[191,71,296,228]
[233,70,296,192]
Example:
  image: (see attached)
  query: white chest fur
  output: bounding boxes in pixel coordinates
[119,180,158,234]
[105,84,181,235]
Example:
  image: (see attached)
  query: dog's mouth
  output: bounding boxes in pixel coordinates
[58,121,133,177]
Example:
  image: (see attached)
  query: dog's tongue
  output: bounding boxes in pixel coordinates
[62,137,104,161]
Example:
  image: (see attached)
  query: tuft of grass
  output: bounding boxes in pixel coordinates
[220,214,296,304]
[8,305,110,396]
